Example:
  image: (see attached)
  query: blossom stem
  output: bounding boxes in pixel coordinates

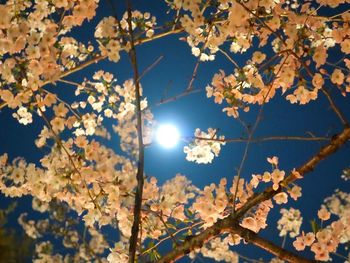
[281,235,287,249]
[236,253,264,263]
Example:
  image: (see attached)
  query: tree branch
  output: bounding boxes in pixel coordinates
[126,2,145,262]
[159,220,315,263]
[158,126,350,262]
[230,225,317,263]
[320,88,349,127]
[156,88,201,106]
[193,135,332,143]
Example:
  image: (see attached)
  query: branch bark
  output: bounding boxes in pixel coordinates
[159,220,315,263]
[231,225,317,263]
[126,3,145,263]
[159,127,350,262]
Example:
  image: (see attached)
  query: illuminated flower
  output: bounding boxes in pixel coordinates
[331,69,344,85]
[274,192,288,204]
[318,207,331,221]
[277,208,302,238]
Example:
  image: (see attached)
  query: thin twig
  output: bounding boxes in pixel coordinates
[281,235,287,249]
[156,88,201,106]
[218,48,240,68]
[329,8,350,19]
[193,135,331,143]
[321,88,349,127]
[237,253,264,263]
[57,78,82,87]
[158,212,180,246]
[186,58,201,92]
[138,55,164,82]
[232,54,290,212]
[185,25,214,92]
[41,88,81,120]
[331,252,349,260]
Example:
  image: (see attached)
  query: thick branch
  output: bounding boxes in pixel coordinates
[235,127,350,219]
[158,219,315,263]
[159,127,350,262]
[126,3,145,263]
[231,225,316,263]
[158,215,232,263]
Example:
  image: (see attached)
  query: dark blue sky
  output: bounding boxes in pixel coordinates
[0,1,349,262]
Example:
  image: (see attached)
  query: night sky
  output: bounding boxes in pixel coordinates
[0,1,349,262]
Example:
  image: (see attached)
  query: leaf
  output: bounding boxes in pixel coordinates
[166,223,177,230]
[310,219,319,234]
[146,241,154,249]
[149,249,161,261]
[184,208,193,218]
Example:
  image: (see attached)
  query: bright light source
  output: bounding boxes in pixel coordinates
[156,124,180,148]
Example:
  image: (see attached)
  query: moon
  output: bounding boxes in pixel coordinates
[156,124,180,148]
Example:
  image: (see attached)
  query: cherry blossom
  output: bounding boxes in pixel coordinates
[0,0,349,262]
[277,208,302,238]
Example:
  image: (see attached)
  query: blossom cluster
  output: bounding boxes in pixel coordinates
[277,208,303,238]
[95,11,156,62]
[0,0,99,129]
[75,71,153,154]
[0,0,349,261]
[184,128,225,164]
[292,190,350,261]
[191,178,229,228]
[165,0,350,118]
[191,236,239,262]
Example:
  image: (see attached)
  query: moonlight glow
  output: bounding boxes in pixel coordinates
[156,124,180,148]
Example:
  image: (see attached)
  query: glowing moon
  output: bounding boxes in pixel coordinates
[156,124,180,148]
